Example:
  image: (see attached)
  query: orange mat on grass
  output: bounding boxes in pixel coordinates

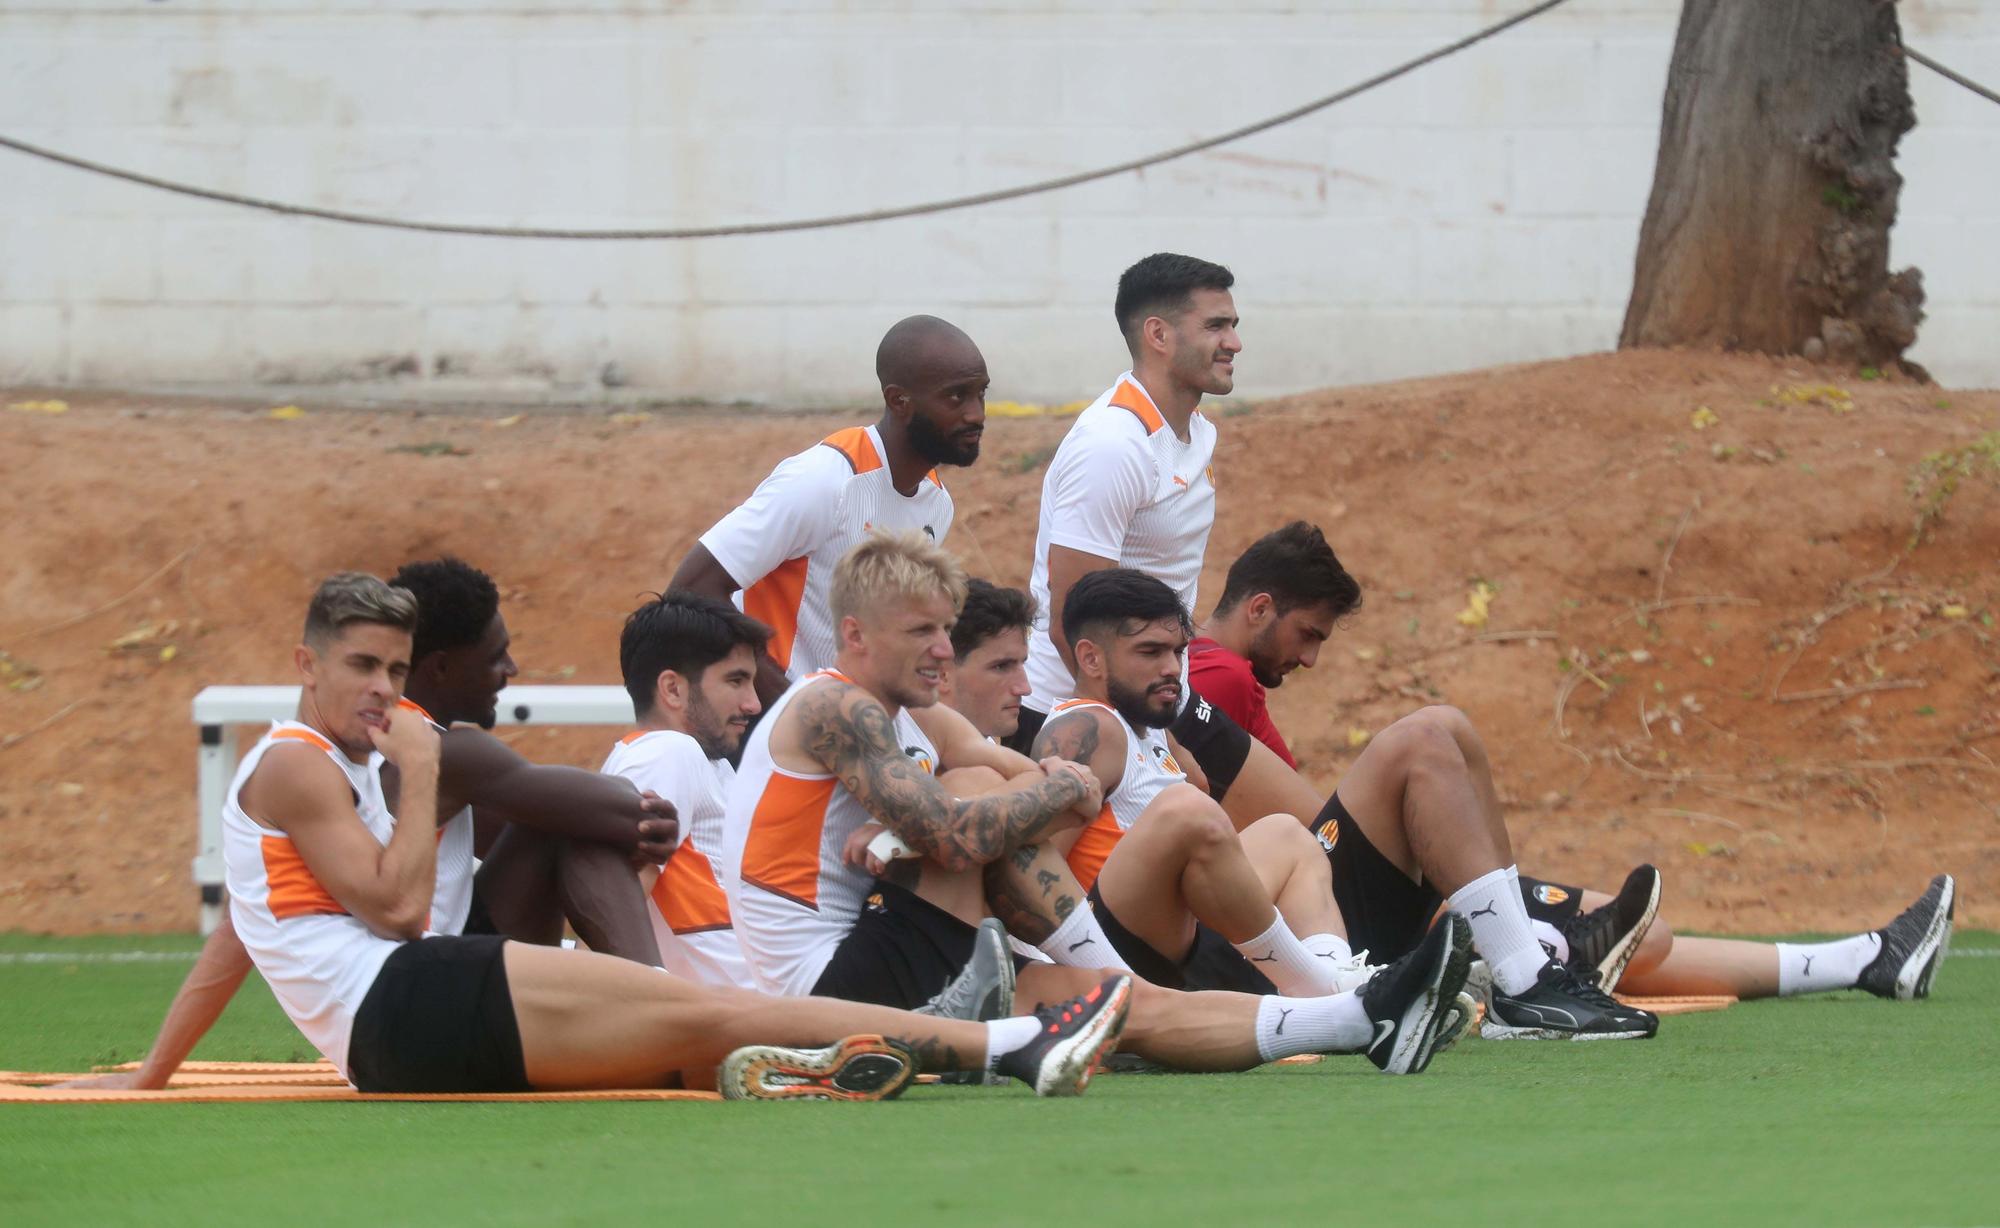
[0,1060,718,1103]
[1617,994,1737,1015]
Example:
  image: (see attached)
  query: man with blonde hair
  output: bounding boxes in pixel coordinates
[722,533,1473,1076]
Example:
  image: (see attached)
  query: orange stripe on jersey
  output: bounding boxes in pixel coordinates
[618,729,648,745]
[260,835,349,920]
[1063,805,1124,894]
[819,427,884,474]
[396,697,434,722]
[1051,698,1105,714]
[742,554,810,670]
[270,727,336,753]
[740,773,837,910]
[1109,379,1166,434]
[651,835,734,934]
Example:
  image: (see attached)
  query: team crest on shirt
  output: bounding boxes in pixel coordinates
[1312,815,1341,854]
[1533,884,1570,906]
[1151,743,1183,776]
[904,745,935,774]
[865,892,887,913]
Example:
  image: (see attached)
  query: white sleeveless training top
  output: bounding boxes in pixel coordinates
[720,670,941,996]
[1047,698,1188,892]
[223,721,403,1081]
[394,698,476,937]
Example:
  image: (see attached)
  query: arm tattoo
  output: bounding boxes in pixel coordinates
[1031,710,1101,766]
[795,683,1087,871]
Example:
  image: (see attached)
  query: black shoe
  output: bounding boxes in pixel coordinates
[1857,874,1955,1001]
[994,975,1132,1097]
[1562,865,1662,993]
[1356,913,1472,1074]
[1484,959,1659,1040]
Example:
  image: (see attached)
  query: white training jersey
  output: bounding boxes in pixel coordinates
[1025,373,1219,712]
[720,670,941,996]
[700,424,955,683]
[1046,698,1188,892]
[222,722,402,1082]
[599,729,755,990]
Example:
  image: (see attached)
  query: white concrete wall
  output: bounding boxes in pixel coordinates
[0,0,1994,403]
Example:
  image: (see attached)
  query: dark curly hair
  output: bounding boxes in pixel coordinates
[389,557,501,663]
[951,579,1035,661]
[1213,522,1361,620]
[620,590,772,717]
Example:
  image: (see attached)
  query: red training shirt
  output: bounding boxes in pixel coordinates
[1187,636,1297,768]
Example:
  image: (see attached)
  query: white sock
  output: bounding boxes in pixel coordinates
[982,1015,1043,1073]
[1037,903,1134,972]
[1231,912,1337,996]
[1777,932,1881,996]
[1253,991,1372,1062]
[1449,866,1546,995]
[1301,932,1352,963]
[1530,918,1570,964]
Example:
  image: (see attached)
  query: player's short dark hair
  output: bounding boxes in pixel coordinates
[388,557,499,663]
[952,579,1036,661]
[1114,253,1235,352]
[620,590,772,717]
[1060,568,1192,652]
[1213,522,1363,620]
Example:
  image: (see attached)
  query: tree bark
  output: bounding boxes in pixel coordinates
[1620,0,1925,371]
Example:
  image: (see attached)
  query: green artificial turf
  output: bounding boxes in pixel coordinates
[2,931,1996,1227]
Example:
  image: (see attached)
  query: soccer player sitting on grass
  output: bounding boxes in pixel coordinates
[204,570,1133,1099]
[1194,521,1955,1005]
[723,531,1472,1076]
[61,556,681,1090]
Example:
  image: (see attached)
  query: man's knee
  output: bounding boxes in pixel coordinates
[1372,708,1469,779]
[1244,812,1329,873]
[1151,784,1236,854]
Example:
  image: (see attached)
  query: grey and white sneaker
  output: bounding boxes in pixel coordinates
[915,917,1015,1021]
[1484,959,1658,1041]
[917,917,1015,1085]
[1857,874,1955,1001]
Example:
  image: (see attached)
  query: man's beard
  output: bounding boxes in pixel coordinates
[1106,675,1177,730]
[908,414,980,467]
[686,692,736,760]
[1247,625,1286,689]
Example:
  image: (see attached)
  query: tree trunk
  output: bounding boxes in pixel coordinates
[1620,0,1925,372]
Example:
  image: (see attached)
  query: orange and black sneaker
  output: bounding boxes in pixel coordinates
[994,975,1132,1097]
[718,1034,918,1102]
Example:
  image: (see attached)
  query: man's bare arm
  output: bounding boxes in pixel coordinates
[53,913,254,1090]
[438,730,675,857]
[1043,545,1118,677]
[908,703,1037,776]
[1029,707,1126,796]
[668,543,789,704]
[794,683,1092,872]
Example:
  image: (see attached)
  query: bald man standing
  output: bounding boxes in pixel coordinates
[670,315,990,701]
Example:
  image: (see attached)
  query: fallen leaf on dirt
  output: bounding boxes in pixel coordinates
[158,645,177,663]
[491,414,524,428]
[7,399,69,414]
[1346,727,1372,748]
[1940,605,1970,620]
[608,412,652,426]
[267,405,306,420]
[1455,582,1496,628]
[109,621,179,651]
[56,782,84,799]
[1690,406,1720,430]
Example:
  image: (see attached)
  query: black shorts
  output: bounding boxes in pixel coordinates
[347,934,530,1093]
[1169,691,1253,802]
[811,880,1024,1010]
[1086,883,1276,995]
[1312,794,1442,963]
[460,883,501,937]
[1519,876,1585,925]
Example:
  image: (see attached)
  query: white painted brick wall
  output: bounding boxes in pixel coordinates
[0,1,1994,402]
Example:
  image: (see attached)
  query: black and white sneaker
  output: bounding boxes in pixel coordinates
[1857,874,1955,1001]
[1484,959,1659,1040]
[920,918,1017,1085]
[1356,913,1473,1074]
[1562,864,1662,993]
[993,975,1132,1097]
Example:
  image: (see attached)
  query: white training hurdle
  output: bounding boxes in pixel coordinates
[189,684,635,934]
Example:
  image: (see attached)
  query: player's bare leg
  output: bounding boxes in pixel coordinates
[1238,812,1344,941]
[501,942,1122,1093]
[1335,707,1515,894]
[475,824,664,966]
